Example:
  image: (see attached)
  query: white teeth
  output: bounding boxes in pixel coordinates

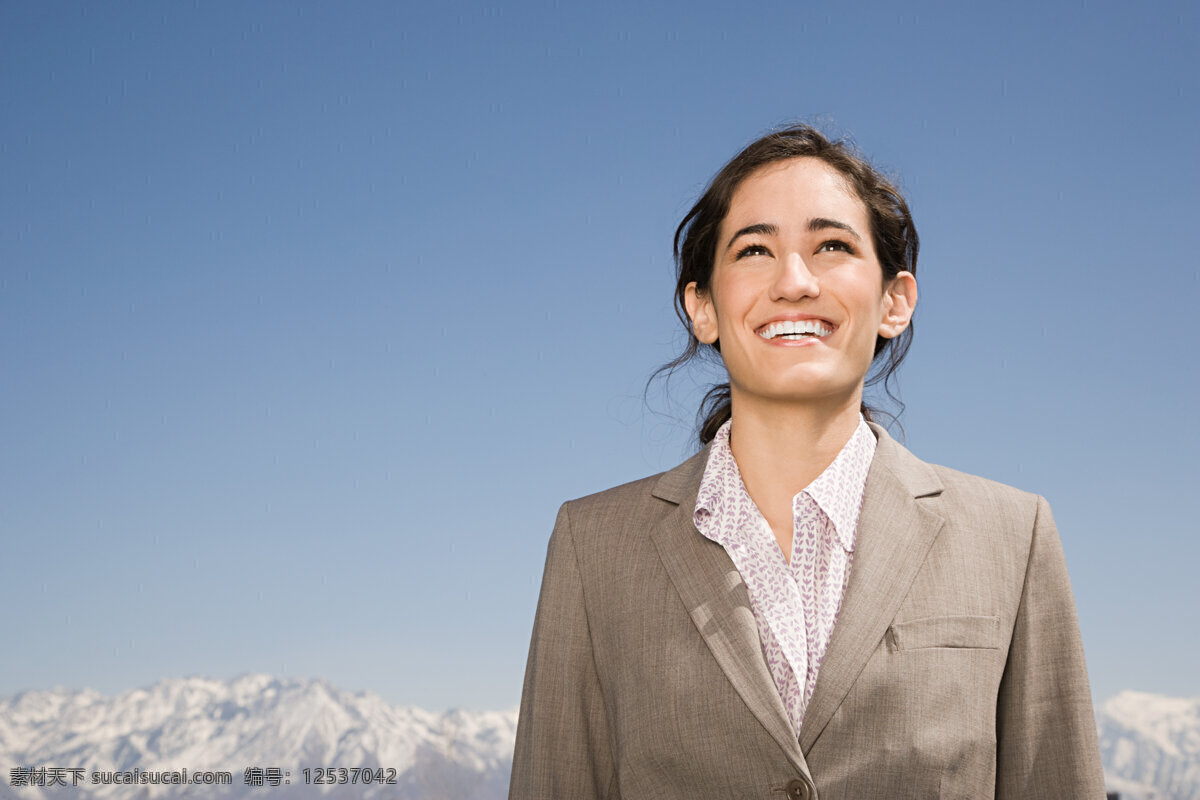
[758,319,833,339]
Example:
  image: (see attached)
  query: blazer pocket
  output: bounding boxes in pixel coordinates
[888,614,1001,650]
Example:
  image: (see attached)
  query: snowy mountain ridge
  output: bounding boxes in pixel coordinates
[1098,690,1200,800]
[0,674,515,799]
[0,677,1196,799]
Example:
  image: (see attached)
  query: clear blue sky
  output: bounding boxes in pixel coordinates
[2,0,1196,711]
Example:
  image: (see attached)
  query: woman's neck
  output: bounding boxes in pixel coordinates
[727,392,864,507]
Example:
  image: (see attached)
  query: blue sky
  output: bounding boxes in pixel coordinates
[2,0,1196,712]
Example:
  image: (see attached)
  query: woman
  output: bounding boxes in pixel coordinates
[509,125,1105,800]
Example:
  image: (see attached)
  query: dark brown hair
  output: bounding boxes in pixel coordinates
[661,123,919,444]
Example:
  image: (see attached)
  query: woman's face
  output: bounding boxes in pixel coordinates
[684,157,916,414]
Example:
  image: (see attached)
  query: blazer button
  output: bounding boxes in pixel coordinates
[785,778,810,800]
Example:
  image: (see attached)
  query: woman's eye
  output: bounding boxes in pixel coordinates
[817,239,853,254]
[735,244,771,259]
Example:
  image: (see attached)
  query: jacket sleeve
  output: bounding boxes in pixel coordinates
[509,504,618,800]
[995,495,1106,799]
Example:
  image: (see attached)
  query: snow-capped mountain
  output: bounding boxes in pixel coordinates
[0,675,516,800]
[2,678,1197,799]
[1098,691,1200,800]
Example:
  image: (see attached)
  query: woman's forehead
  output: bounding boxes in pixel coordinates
[726,158,865,223]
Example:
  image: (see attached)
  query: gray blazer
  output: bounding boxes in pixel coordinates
[509,423,1105,799]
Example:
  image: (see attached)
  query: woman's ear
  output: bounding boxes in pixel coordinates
[878,271,918,339]
[684,281,719,344]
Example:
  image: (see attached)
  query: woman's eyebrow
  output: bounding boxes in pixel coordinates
[808,217,862,240]
[724,222,777,251]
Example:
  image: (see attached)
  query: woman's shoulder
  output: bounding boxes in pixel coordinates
[870,426,1053,559]
[873,423,1044,516]
[560,472,663,516]
[897,453,1056,561]
[555,448,708,534]
[928,461,1041,505]
[873,433,1056,582]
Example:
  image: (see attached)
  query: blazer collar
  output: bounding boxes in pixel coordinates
[647,422,946,762]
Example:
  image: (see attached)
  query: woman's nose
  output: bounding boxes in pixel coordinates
[771,253,819,300]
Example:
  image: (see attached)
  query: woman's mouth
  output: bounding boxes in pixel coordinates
[757,319,834,340]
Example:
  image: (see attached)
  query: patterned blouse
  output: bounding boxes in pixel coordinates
[693,417,877,735]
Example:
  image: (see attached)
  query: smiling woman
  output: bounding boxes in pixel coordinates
[672,125,919,446]
[509,125,1106,800]
[682,155,918,560]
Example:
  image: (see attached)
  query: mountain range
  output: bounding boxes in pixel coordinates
[1097,690,1200,800]
[0,675,1195,799]
[0,675,514,800]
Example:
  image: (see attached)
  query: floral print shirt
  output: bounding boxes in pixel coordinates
[693,417,877,735]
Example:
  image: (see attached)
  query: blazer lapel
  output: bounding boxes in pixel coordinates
[798,423,946,754]
[649,450,811,777]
